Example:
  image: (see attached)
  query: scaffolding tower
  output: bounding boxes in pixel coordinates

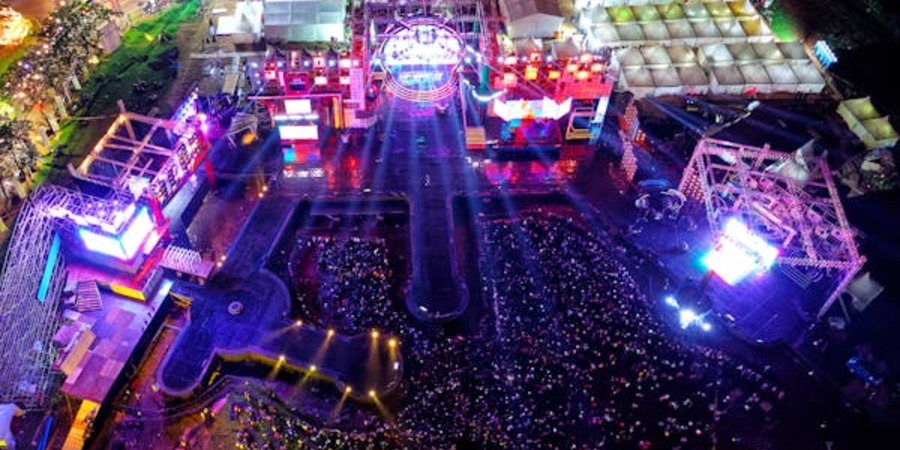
[0,185,135,408]
[679,138,866,320]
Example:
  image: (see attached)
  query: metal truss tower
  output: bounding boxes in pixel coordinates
[679,138,866,319]
[0,185,133,408]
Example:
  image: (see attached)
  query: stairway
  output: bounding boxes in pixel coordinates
[75,281,103,313]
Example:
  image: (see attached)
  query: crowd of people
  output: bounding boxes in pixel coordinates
[291,236,404,336]
[223,213,786,449]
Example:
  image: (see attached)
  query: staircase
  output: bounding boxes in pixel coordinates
[74,281,103,313]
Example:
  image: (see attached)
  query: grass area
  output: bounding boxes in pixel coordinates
[79,0,200,117]
[44,0,200,181]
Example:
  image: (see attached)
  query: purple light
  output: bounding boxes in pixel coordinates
[702,218,778,285]
[119,207,155,259]
[78,207,157,261]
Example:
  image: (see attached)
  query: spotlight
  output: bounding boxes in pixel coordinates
[295,320,303,327]
[278,355,285,362]
[368,389,377,398]
[345,386,352,394]
[309,365,317,372]
[701,322,712,332]
[388,338,398,349]
[678,309,697,330]
[664,295,679,308]
[371,329,380,339]
[327,329,335,338]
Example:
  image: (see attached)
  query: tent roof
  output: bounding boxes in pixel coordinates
[862,117,900,141]
[616,22,646,41]
[739,64,771,84]
[667,43,698,65]
[692,20,721,39]
[840,97,882,120]
[728,43,759,64]
[642,22,671,41]
[623,67,654,87]
[666,20,695,40]
[642,45,672,66]
[678,65,710,85]
[792,64,825,84]
[501,0,563,22]
[702,43,734,65]
[552,37,582,58]
[683,2,711,20]
[717,18,746,39]
[705,1,734,19]
[616,47,645,67]
[651,67,681,87]
[753,42,785,63]
[765,64,799,84]
[712,65,745,84]
[778,42,808,61]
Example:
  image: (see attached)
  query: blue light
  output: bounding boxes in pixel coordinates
[37,234,61,302]
[664,295,679,308]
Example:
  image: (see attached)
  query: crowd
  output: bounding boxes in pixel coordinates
[226,213,785,449]
[291,236,404,336]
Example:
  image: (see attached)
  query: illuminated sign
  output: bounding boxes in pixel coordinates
[492,97,573,121]
[279,125,319,141]
[78,207,157,261]
[284,99,312,115]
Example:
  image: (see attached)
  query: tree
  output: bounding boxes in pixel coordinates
[0,116,38,181]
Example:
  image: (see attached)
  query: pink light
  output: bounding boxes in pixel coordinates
[119,207,155,259]
[703,218,778,285]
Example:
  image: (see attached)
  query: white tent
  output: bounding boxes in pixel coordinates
[753,42,785,64]
[651,67,683,94]
[679,65,710,94]
[667,43,698,66]
[778,42,810,63]
[710,65,746,94]
[717,18,747,40]
[642,21,671,41]
[728,43,759,65]
[616,47,645,68]
[699,43,734,66]
[765,64,800,91]
[263,0,344,42]
[792,64,826,93]
[739,64,773,93]
[641,45,672,68]
[666,20,695,41]
[500,0,564,38]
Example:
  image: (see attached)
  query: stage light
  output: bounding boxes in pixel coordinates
[295,320,303,327]
[388,338,398,349]
[309,365,317,372]
[702,218,778,285]
[701,322,712,332]
[279,355,285,362]
[664,295,679,308]
[678,308,698,329]
[368,389,377,398]
[371,329,380,339]
[344,386,352,394]
[327,329,335,338]
[548,70,561,80]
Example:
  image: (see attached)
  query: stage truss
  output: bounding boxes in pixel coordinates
[679,138,865,319]
[0,185,138,408]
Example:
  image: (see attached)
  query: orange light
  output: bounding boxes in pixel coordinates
[566,63,579,73]
[368,389,377,398]
[295,320,303,327]
[388,338,398,349]
[371,329,380,339]
[577,71,590,81]
[344,386,352,394]
[591,63,604,73]
[548,70,561,80]
[327,329,335,337]
[309,365,317,372]
[524,66,538,80]
[503,72,517,86]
